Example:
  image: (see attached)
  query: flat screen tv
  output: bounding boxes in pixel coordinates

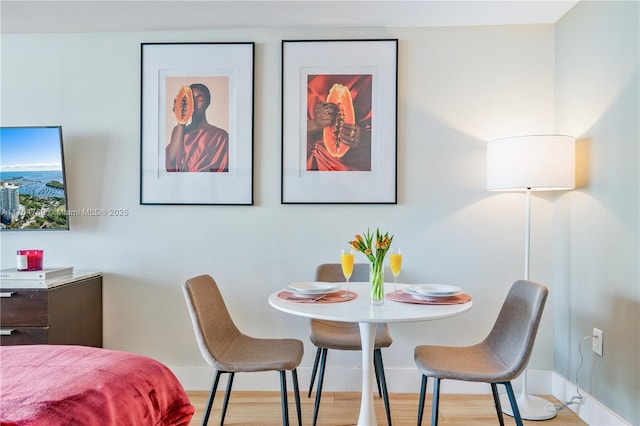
[0,126,70,230]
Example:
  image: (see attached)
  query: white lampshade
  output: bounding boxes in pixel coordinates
[487,134,575,191]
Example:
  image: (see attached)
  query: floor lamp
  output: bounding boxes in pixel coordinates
[487,134,575,420]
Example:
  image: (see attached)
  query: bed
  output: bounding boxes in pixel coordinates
[0,345,195,426]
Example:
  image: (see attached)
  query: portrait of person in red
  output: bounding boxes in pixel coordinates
[306,74,372,171]
[166,83,229,173]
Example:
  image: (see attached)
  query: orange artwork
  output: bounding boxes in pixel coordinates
[306,74,373,171]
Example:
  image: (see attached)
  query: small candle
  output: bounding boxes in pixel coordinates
[16,250,44,271]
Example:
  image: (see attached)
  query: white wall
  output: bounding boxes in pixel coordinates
[1,25,558,393]
[554,1,639,424]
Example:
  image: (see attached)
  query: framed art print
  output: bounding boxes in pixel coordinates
[281,39,398,204]
[140,42,254,205]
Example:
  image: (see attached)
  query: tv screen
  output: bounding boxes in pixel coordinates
[0,126,70,230]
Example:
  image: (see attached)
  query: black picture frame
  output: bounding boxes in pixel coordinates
[140,42,254,205]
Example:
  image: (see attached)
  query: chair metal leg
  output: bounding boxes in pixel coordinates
[374,348,392,425]
[431,377,441,426]
[308,347,322,397]
[417,375,427,426]
[202,370,222,426]
[312,348,328,426]
[490,383,505,426]
[220,372,235,426]
[374,349,383,397]
[280,371,289,426]
[503,382,524,426]
[292,369,302,426]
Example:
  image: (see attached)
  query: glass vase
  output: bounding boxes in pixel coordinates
[369,263,385,306]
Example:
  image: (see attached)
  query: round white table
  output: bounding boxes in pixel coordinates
[268,282,473,426]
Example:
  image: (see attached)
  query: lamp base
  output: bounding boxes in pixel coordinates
[500,392,557,420]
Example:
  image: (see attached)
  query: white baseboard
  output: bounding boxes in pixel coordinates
[551,372,630,425]
[173,366,553,395]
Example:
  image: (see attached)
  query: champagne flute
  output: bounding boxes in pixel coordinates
[389,247,403,293]
[340,249,355,298]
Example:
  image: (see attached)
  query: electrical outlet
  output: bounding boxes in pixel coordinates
[592,328,603,356]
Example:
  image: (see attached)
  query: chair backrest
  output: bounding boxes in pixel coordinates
[483,279,549,380]
[182,274,242,366]
[315,263,369,282]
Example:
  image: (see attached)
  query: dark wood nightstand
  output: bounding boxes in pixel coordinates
[0,272,102,347]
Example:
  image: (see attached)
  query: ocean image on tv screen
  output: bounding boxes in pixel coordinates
[0,126,69,230]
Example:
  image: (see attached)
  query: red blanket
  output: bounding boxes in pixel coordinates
[0,345,194,426]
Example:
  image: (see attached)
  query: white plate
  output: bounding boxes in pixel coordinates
[287,282,341,294]
[405,284,462,297]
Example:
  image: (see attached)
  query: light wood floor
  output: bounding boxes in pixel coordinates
[186,391,586,425]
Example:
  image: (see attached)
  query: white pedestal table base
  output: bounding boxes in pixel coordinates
[357,322,378,426]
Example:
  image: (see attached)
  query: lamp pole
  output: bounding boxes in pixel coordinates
[499,188,557,420]
[525,188,531,280]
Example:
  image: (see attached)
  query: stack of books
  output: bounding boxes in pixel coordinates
[0,266,74,288]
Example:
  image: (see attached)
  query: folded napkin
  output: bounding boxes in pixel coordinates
[386,291,471,305]
[277,290,356,303]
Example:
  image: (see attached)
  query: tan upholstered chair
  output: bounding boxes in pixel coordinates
[308,263,393,426]
[413,279,548,426]
[183,274,304,426]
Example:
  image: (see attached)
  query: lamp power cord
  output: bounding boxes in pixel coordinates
[549,335,592,413]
